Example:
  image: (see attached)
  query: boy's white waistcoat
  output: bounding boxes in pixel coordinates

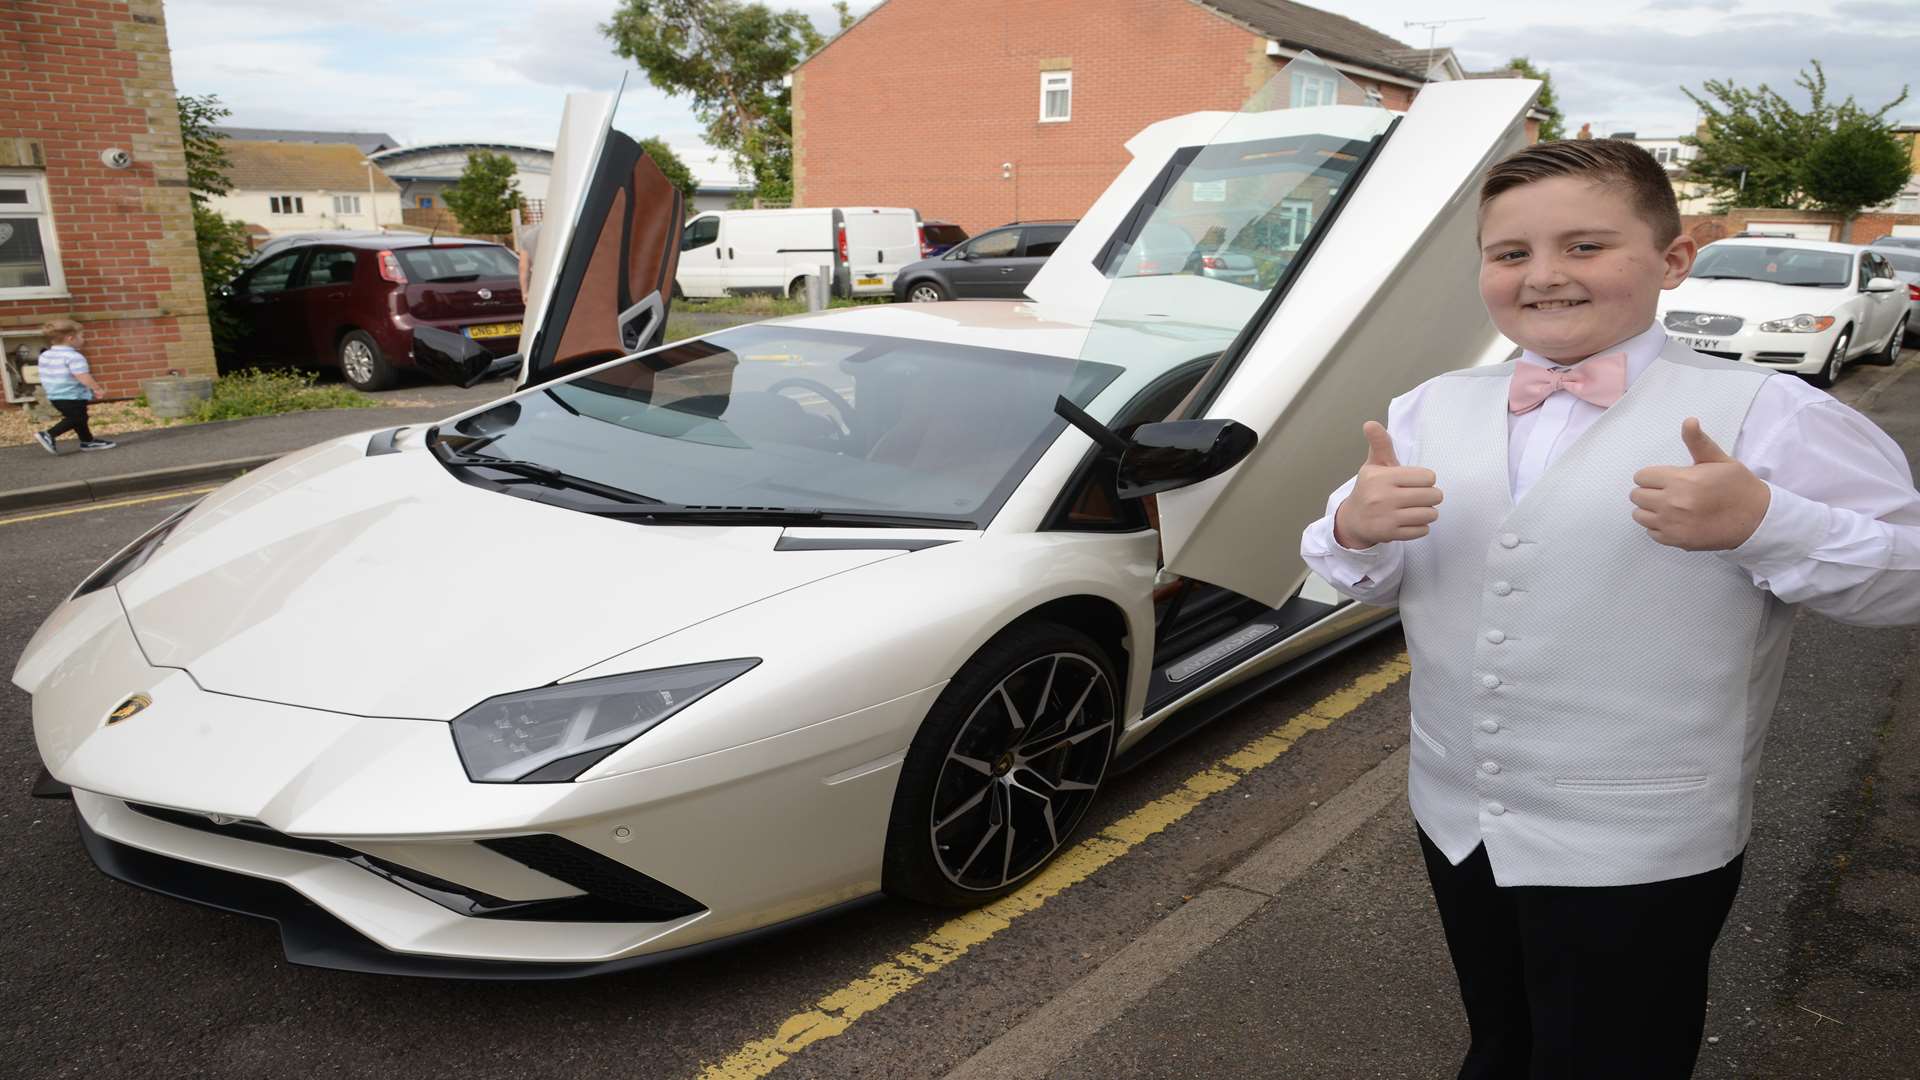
[1401,344,1791,887]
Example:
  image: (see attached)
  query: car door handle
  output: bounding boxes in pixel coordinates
[714,248,721,259]
[729,248,735,259]
[1000,267,1016,273]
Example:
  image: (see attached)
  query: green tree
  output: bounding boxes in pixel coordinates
[1799,119,1913,240]
[638,136,699,206]
[602,0,827,203]
[1506,57,1565,142]
[440,151,524,235]
[177,93,251,354]
[1681,60,1910,211]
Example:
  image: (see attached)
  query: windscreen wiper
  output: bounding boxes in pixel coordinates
[429,443,659,505]
[591,506,976,528]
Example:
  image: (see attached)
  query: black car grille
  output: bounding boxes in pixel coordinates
[125,803,705,923]
[1664,311,1744,336]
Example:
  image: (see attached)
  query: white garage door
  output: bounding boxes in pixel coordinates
[1892,224,1920,238]
[1745,221,1834,240]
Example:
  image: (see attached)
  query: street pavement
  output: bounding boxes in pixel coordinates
[0,357,1914,1080]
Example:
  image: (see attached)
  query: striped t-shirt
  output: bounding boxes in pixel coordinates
[37,344,92,400]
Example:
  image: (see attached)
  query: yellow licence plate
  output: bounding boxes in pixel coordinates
[856,277,884,286]
[465,322,522,340]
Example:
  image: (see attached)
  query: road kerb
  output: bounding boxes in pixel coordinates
[0,454,279,514]
[941,745,1411,1080]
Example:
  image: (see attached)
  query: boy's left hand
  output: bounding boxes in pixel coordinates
[1629,418,1771,551]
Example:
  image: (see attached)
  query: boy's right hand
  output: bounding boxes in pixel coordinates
[1332,421,1443,549]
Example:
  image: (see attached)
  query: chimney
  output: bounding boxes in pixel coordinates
[1577,122,1593,140]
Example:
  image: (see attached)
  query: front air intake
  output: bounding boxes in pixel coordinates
[478,834,704,920]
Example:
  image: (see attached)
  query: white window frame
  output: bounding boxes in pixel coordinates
[1289,72,1338,109]
[1279,197,1315,249]
[270,195,305,215]
[1040,71,1072,123]
[332,194,362,216]
[0,169,67,300]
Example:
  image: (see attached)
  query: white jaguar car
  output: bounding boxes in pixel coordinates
[17,67,1537,977]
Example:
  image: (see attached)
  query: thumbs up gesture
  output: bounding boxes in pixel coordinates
[1629,418,1771,551]
[1334,421,1444,548]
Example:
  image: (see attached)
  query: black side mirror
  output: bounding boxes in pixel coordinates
[414,325,519,388]
[1116,419,1258,500]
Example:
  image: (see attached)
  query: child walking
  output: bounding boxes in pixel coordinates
[32,318,115,454]
[1300,139,1919,1079]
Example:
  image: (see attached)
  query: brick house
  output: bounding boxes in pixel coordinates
[792,0,1518,233]
[1,0,215,401]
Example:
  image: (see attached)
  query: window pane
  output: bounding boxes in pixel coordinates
[395,244,519,281]
[0,189,27,205]
[682,217,719,249]
[309,250,358,285]
[1045,88,1069,119]
[0,216,51,288]
[971,230,1019,258]
[248,251,302,293]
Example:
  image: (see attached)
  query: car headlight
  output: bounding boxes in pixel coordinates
[1757,314,1836,334]
[71,501,198,599]
[450,660,759,783]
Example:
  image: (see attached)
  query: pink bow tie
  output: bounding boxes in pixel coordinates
[1508,352,1628,415]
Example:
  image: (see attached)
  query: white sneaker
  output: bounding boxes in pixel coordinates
[79,439,117,452]
[34,431,57,454]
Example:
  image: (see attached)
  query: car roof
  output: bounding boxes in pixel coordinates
[257,232,505,253]
[1705,237,1869,256]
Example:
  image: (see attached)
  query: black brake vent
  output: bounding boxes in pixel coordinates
[478,834,704,920]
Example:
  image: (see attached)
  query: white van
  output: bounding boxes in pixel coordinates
[676,207,922,300]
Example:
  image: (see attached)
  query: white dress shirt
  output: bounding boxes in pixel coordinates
[1300,322,1920,626]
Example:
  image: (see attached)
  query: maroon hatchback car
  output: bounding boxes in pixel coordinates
[218,235,525,390]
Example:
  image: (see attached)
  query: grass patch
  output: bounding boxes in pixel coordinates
[194,368,377,422]
[677,294,893,317]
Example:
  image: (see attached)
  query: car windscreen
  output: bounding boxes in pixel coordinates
[1879,250,1920,276]
[1690,245,1850,287]
[442,325,1122,526]
[396,245,519,282]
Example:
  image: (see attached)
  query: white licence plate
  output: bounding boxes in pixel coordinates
[1673,335,1723,350]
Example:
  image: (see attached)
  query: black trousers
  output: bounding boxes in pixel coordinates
[46,399,94,442]
[1418,827,1744,1080]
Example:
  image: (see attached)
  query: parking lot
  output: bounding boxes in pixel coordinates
[2,359,1915,1080]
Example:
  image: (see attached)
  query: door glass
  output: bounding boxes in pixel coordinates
[1023,226,1070,258]
[682,216,719,250]
[307,249,358,286]
[970,230,1019,259]
[1073,54,1393,413]
[246,251,303,294]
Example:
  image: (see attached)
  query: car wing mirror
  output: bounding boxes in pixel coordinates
[1052,396,1258,500]
[413,325,518,388]
[1866,276,1901,293]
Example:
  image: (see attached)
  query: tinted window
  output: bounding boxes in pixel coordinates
[246,250,303,294]
[924,223,967,245]
[307,249,358,286]
[1022,226,1070,258]
[682,217,719,250]
[1880,250,1920,275]
[968,230,1019,259]
[395,245,518,282]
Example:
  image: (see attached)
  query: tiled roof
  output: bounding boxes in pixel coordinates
[1196,0,1432,78]
[217,127,401,155]
[223,141,401,194]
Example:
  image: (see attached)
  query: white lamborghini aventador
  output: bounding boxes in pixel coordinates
[17,63,1539,977]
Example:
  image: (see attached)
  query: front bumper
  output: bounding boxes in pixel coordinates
[1666,325,1838,374]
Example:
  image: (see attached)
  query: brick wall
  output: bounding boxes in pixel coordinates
[0,0,215,399]
[1682,207,1920,246]
[794,0,1424,235]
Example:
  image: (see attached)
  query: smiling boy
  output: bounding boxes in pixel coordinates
[1300,139,1920,1078]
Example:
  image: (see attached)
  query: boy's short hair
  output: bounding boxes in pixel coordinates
[41,317,82,343]
[1479,139,1682,246]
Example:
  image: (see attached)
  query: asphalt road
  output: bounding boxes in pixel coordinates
[1,359,1914,1080]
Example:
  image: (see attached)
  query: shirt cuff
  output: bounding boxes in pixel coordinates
[1721,481,1831,580]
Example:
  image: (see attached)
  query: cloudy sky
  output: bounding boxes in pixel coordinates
[165,0,1920,185]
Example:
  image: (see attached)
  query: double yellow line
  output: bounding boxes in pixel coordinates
[697,652,1412,1079]
[0,486,213,528]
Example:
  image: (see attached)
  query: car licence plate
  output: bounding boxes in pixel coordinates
[465,322,522,340]
[1672,335,1723,350]
[856,277,884,287]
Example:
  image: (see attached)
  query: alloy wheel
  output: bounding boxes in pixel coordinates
[929,652,1115,892]
[909,284,942,303]
[342,339,375,385]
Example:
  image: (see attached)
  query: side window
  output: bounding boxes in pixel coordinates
[1022,226,1070,258]
[245,250,304,294]
[1859,255,1875,290]
[970,230,1019,259]
[306,249,358,287]
[1870,254,1893,282]
[682,216,719,251]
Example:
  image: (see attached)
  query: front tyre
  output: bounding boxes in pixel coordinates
[905,280,948,303]
[1869,318,1905,366]
[340,330,394,391]
[1809,328,1849,389]
[884,622,1118,907]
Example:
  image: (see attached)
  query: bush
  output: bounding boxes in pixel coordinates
[194,369,377,422]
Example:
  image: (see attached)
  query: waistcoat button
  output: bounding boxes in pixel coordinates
[1480,673,1501,689]
[1485,629,1506,644]
[1481,761,1501,775]
[1491,581,1513,596]
[1499,532,1520,549]
[1487,801,1507,816]
[1478,719,1500,733]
